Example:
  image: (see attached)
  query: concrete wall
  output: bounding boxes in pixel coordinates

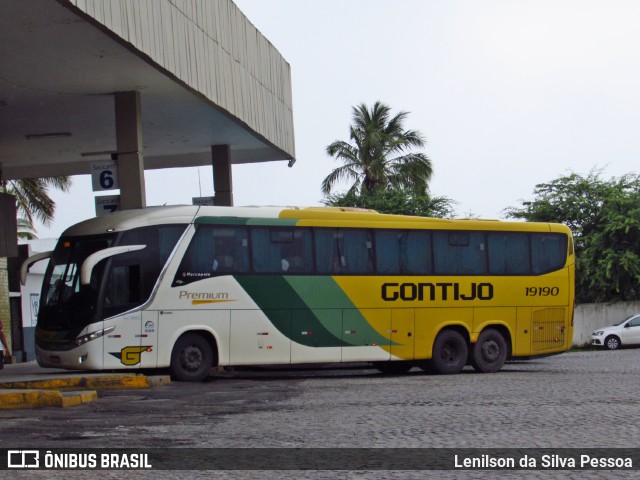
[572,301,640,346]
[69,0,295,158]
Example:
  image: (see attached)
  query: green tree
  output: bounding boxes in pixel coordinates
[505,170,640,303]
[324,189,456,218]
[1,176,72,238]
[322,101,433,195]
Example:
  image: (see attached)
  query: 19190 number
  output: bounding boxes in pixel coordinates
[525,287,559,296]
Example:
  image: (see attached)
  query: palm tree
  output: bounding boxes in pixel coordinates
[322,101,433,196]
[1,176,72,237]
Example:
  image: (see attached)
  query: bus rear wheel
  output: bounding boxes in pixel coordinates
[471,328,507,373]
[423,330,468,375]
[170,333,213,382]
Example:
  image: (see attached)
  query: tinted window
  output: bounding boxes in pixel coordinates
[315,228,373,274]
[252,228,313,273]
[375,230,431,274]
[173,226,249,285]
[531,234,567,274]
[488,233,530,274]
[433,232,486,274]
[105,225,186,317]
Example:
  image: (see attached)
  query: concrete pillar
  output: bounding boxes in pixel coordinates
[115,91,146,210]
[212,144,233,206]
[0,258,10,354]
[0,192,18,258]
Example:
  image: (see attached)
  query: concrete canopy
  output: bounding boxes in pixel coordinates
[0,0,295,181]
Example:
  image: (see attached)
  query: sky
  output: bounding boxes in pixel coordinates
[35,0,640,238]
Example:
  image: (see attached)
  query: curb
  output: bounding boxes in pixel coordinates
[0,374,171,410]
[0,374,171,391]
[0,389,98,409]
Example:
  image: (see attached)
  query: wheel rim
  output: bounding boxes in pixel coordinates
[607,338,619,349]
[441,340,463,365]
[480,339,500,362]
[181,345,204,372]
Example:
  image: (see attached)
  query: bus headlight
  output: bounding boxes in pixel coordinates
[75,326,116,346]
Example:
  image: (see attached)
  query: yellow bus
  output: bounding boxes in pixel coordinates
[22,206,575,381]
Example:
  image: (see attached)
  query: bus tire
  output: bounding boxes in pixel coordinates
[471,328,507,373]
[426,329,468,375]
[373,361,413,375]
[170,333,213,382]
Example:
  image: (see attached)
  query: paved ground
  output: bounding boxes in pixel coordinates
[1,349,639,479]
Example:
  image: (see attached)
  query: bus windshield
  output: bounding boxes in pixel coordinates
[38,225,188,338]
[39,235,115,333]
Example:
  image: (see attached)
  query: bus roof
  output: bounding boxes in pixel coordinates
[62,205,572,236]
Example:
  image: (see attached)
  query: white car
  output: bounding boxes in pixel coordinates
[592,313,640,350]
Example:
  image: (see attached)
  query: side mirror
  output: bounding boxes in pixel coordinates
[20,251,53,286]
[80,245,146,286]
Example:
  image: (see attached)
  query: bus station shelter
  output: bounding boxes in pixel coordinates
[0,0,295,361]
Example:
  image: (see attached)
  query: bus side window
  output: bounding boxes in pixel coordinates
[488,233,530,274]
[174,226,248,285]
[375,230,401,274]
[531,234,567,274]
[105,225,185,315]
[434,232,486,274]
[209,227,249,274]
[281,229,313,273]
[403,231,431,274]
[341,229,373,274]
[252,228,313,274]
[252,228,283,273]
[375,230,431,275]
[105,264,141,307]
[315,229,339,274]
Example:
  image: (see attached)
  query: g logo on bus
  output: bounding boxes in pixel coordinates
[109,346,153,366]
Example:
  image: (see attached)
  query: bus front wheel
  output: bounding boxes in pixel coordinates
[471,328,507,373]
[170,333,213,382]
[424,330,468,375]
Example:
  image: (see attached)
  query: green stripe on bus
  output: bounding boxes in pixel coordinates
[285,276,393,347]
[234,276,346,347]
[235,276,393,348]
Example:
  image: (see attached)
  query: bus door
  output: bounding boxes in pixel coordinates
[100,259,152,370]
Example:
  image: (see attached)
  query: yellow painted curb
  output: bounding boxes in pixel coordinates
[0,374,170,391]
[0,389,98,410]
[59,390,99,407]
[0,373,170,409]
